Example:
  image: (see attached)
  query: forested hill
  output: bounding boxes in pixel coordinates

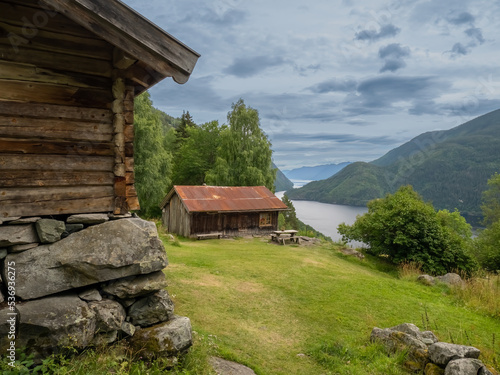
[286,109,500,224]
[283,162,351,181]
[274,163,294,191]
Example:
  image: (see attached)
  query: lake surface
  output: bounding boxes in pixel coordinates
[276,191,368,244]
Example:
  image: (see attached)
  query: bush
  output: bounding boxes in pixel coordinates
[474,220,500,272]
[338,186,477,275]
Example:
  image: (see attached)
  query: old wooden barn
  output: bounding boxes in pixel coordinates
[0,0,199,219]
[160,185,289,238]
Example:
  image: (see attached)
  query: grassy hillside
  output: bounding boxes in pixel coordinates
[163,236,499,375]
[5,236,498,374]
[287,109,500,224]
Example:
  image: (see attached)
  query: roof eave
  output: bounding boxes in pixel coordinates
[43,0,200,90]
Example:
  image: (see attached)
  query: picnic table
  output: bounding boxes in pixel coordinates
[271,230,300,245]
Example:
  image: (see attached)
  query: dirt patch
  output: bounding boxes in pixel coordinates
[180,273,224,288]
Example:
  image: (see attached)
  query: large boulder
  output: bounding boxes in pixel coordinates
[444,358,492,375]
[102,271,168,299]
[128,316,192,359]
[15,295,96,358]
[0,224,38,247]
[371,324,433,372]
[429,342,481,366]
[436,273,464,286]
[5,218,168,300]
[128,290,175,327]
[89,299,126,333]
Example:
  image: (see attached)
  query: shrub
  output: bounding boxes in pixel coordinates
[338,186,477,275]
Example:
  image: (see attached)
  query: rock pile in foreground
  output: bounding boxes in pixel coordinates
[371,323,497,374]
[0,214,191,362]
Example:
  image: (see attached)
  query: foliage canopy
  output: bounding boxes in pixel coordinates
[338,185,477,275]
[206,99,276,191]
[133,92,175,218]
[475,172,500,271]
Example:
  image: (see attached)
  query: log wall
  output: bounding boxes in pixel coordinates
[0,0,138,218]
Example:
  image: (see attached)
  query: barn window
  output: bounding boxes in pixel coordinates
[259,213,272,227]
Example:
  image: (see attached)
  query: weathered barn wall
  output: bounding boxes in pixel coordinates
[191,211,279,237]
[163,194,191,237]
[0,0,138,218]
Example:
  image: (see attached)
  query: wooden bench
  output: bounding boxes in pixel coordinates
[196,232,223,240]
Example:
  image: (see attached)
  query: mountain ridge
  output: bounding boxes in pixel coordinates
[286,109,500,224]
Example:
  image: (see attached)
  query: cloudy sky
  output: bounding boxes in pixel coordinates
[122,0,500,170]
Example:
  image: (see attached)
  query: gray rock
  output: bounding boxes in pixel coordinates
[1,217,21,223]
[8,217,41,225]
[436,273,464,286]
[16,295,96,358]
[89,299,126,332]
[0,291,4,304]
[421,330,439,345]
[128,316,192,359]
[36,219,66,243]
[0,224,39,247]
[340,248,365,259]
[64,223,84,235]
[0,249,8,259]
[78,288,102,302]
[210,357,257,375]
[5,218,168,300]
[128,290,174,327]
[371,325,431,372]
[66,213,109,225]
[108,213,132,220]
[418,275,435,286]
[102,271,168,299]
[388,323,438,345]
[444,358,486,375]
[429,342,480,366]
[8,243,38,253]
[371,326,427,352]
[120,321,136,337]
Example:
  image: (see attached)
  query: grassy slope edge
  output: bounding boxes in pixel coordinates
[163,236,499,375]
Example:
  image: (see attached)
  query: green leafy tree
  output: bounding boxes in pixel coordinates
[338,185,477,275]
[206,99,276,190]
[281,194,299,230]
[176,110,197,142]
[474,173,500,271]
[171,121,221,186]
[134,92,175,218]
[481,172,500,226]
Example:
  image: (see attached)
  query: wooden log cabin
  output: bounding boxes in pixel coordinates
[160,185,289,238]
[0,0,199,219]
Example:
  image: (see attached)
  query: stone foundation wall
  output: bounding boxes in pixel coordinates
[0,213,191,362]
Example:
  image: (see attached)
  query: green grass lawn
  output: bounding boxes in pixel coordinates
[162,235,499,375]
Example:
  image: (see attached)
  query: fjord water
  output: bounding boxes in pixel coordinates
[276,191,368,243]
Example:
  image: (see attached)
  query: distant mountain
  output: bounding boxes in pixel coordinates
[273,163,294,192]
[283,162,351,181]
[287,109,500,225]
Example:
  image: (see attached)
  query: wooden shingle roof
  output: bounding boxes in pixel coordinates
[43,0,200,92]
[160,186,288,213]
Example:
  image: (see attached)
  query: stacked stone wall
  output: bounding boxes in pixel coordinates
[0,214,191,362]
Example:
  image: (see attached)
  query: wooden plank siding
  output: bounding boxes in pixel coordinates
[191,211,279,237]
[0,0,137,218]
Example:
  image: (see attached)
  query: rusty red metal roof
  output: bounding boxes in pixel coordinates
[160,186,288,213]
